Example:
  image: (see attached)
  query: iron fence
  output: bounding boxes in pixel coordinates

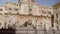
[0,29,60,34]
[15,29,60,34]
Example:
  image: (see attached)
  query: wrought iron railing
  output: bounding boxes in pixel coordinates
[0,29,60,34]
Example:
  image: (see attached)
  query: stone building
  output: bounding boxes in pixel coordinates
[53,2,60,30]
[0,0,55,30]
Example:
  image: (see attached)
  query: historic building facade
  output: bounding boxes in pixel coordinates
[0,0,55,30]
[53,2,60,30]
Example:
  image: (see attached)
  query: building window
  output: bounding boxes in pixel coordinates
[9,8,12,10]
[0,8,3,11]
[32,0,35,2]
[28,5,32,15]
[0,23,1,26]
[40,22,42,24]
[14,8,19,11]
[29,8,32,11]
[17,4,18,6]
[29,5,33,11]
[9,20,11,23]
[51,15,54,27]
[48,12,51,14]
[56,13,58,24]
[50,8,51,10]
[42,10,46,14]
[44,8,45,9]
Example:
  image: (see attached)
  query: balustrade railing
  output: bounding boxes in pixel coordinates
[0,29,60,34]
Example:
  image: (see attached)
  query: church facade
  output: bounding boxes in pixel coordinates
[0,0,56,30]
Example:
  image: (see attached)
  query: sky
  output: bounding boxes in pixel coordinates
[0,0,60,6]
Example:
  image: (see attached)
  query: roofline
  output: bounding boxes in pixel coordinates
[52,2,60,7]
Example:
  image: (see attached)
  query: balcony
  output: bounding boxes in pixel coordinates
[10,11,18,14]
[4,10,20,15]
[4,10,9,14]
[47,14,51,17]
[32,13,41,16]
[19,10,29,15]
[42,14,47,17]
